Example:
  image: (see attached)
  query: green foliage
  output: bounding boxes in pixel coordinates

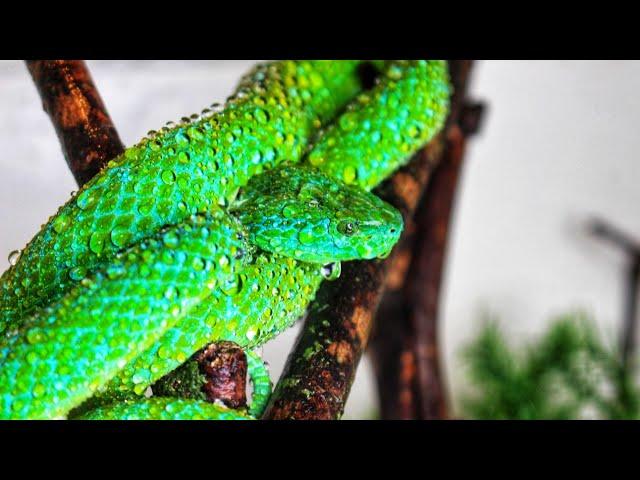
[461,312,640,419]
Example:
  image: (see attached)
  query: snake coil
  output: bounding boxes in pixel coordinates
[0,60,450,419]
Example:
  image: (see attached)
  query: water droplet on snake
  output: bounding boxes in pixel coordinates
[7,250,21,266]
[321,262,341,280]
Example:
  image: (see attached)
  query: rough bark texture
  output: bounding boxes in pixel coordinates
[25,60,125,186]
[197,342,248,408]
[263,60,477,420]
[152,341,249,409]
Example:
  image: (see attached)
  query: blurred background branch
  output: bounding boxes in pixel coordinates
[588,217,640,367]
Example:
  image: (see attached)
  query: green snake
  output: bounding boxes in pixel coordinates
[0,60,450,419]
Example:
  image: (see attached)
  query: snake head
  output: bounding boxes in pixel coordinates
[233,165,403,264]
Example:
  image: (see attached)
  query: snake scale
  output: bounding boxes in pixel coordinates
[0,60,450,419]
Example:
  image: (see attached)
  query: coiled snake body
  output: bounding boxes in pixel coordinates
[0,60,450,419]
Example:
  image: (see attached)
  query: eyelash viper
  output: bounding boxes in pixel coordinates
[0,60,451,419]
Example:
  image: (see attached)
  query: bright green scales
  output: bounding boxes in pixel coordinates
[0,60,450,419]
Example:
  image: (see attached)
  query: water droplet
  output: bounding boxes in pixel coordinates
[321,262,342,280]
[158,346,171,359]
[178,151,190,164]
[298,228,314,245]
[89,232,106,254]
[7,250,21,266]
[225,132,236,144]
[254,108,269,124]
[138,201,153,215]
[175,132,189,146]
[339,113,357,132]
[337,220,359,236]
[221,275,242,296]
[69,266,87,281]
[161,170,176,185]
[110,225,131,248]
[282,204,298,218]
[76,189,97,210]
[163,231,180,249]
[192,257,205,271]
[218,255,230,269]
[342,166,357,184]
[164,285,179,300]
[132,372,148,385]
[52,214,70,234]
[26,328,44,344]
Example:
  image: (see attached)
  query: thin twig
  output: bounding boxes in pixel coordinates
[588,218,640,367]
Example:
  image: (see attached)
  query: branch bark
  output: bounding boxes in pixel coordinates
[370,107,483,419]
[263,60,478,420]
[25,60,125,186]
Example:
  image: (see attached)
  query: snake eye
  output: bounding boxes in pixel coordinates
[337,220,359,236]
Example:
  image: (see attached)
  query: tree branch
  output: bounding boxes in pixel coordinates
[588,217,640,367]
[25,60,124,186]
[370,107,483,419]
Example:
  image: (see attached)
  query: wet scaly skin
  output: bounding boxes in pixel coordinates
[0,60,450,419]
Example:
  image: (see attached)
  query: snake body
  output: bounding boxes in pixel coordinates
[0,60,450,419]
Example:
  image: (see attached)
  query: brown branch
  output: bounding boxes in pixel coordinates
[26,60,250,408]
[370,105,484,420]
[263,60,477,420]
[25,60,125,186]
[152,341,249,409]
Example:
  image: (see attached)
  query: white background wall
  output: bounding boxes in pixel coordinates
[1,60,637,418]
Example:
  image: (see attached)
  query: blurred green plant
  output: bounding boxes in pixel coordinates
[461,312,640,419]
